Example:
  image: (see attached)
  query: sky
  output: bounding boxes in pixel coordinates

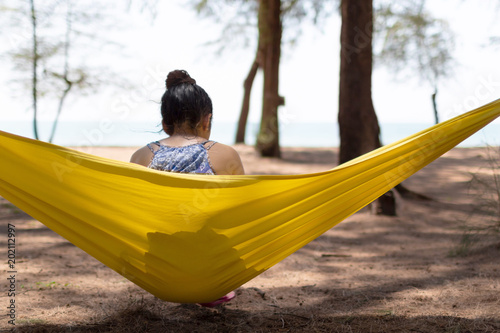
[1,0,499,128]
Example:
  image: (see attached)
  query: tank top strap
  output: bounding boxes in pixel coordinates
[146,141,161,153]
[203,140,217,150]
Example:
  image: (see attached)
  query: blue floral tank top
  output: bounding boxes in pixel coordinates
[147,140,216,175]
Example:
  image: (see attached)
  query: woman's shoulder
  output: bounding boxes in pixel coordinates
[207,142,245,175]
[130,145,154,166]
[207,141,240,159]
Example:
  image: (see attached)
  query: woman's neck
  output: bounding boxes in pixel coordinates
[161,129,210,146]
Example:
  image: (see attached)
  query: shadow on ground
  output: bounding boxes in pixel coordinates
[11,302,500,333]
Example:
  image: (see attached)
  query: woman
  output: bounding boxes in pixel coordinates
[131,69,244,176]
[130,70,244,307]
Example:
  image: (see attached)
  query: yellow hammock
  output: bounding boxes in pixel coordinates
[1,99,499,303]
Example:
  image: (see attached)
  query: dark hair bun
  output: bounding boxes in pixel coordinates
[166,70,196,89]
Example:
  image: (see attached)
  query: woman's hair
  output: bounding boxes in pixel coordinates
[161,70,213,136]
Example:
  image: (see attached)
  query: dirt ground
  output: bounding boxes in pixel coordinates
[1,145,499,332]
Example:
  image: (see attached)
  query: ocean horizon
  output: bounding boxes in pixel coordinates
[1,120,499,148]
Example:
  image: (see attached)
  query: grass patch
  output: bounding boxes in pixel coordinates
[451,146,500,256]
[449,232,481,257]
[17,318,48,325]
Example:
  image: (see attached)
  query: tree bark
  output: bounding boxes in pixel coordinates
[256,0,284,158]
[339,0,397,215]
[338,0,380,163]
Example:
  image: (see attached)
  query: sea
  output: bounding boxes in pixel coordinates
[1,120,499,148]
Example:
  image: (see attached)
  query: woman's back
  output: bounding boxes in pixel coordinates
[147,141,216,174]
[131,138,244,175]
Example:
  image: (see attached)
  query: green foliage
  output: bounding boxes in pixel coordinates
[125,0,159,18]
[374,0,455,86]
[190,0,258,52]
[4,1,117,97]
[190,0,335,53]
[1,0,131,141]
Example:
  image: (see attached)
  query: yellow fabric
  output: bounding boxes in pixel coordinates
[1,99,499,303]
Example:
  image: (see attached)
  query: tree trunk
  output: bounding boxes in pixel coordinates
[49,2,73,144]
[235,53,262,144]
[339,0,396,215]
[256,0,284,158]
[432,88,439,124]
[339,0,380,163]
[29,0,39,140]
[49,82,72,143]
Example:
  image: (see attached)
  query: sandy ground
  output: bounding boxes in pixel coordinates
[1,145,499,332]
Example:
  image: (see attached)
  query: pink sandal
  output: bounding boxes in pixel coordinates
[199,291,236,308]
